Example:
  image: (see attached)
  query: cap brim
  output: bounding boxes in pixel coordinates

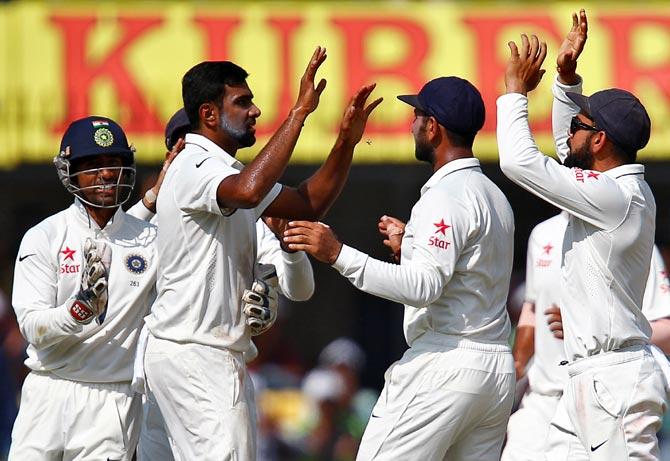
[397,94,426,112]
[566,92,592,117]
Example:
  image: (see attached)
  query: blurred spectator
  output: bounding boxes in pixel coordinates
[300,368,357,461]
[0,288,24,458]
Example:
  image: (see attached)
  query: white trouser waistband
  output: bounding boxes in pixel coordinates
[414,330,512,354]
[568,344,649,377]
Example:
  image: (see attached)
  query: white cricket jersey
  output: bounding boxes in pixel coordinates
[145,133,282,352]
[498,79,656,361]
[256,222,314,302]
[12,199,157,383]
[525,211,670,395]
[333,158,514,346]
[524,212,570,395]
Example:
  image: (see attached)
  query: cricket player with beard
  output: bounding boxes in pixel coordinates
[284,76,515,460]
[10,116,166,460]
[502,13,670,459]
[498,10,669,459]
[143,48,382,459]
[135,109,316,460]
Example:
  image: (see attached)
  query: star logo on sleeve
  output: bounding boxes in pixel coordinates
[543,242,553,255]
[433,219,451,235]
[587,171,600,180]
[61,247,76,261]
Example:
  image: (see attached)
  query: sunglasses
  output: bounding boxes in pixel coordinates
[570,116,599,135]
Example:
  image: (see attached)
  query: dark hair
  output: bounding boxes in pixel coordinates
[444,128,475,149]
[182,61,249,129]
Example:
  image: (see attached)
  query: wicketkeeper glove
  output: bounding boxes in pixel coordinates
[69,238,112,325]
[242,263,279,336]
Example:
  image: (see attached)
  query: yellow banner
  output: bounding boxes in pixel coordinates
[1,2,669,167]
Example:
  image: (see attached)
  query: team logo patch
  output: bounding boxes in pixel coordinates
[429,218,452,250]
[433,218,451,235]
[125,254,148,274]
[94,127,114,147]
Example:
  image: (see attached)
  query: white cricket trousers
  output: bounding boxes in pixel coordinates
[545,344,667,461]
[356,331,515,461]
[501,390,562,461]
[8,371,141,461]
[144,334,257,461]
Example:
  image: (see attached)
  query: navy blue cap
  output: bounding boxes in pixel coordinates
[567,89,651,154]
[165,108,191,150]
[59,116,133,164]
[397,77,485,137]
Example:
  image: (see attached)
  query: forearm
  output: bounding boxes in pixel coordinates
[333,245,444,307]
[651,318,670,354]
[218,111,307,209]
[18,302,83,350]
[278,251,315,301]
[552,75,582,162]
[297,136,355,219]
[513,326,535,377]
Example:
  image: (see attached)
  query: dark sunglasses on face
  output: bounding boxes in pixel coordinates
[569,116,599,135]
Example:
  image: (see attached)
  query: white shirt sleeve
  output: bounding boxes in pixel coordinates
[332,191,468,307]
[255,222,314,301]
[641,245,670,321]
[497,93,629,231]
[126,200,155,222]
[552,75,583,163]
[175,159,238,216]
[12,227,83,350]
[524,229,538,304]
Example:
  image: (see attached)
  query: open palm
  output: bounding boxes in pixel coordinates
[557,9,588,75]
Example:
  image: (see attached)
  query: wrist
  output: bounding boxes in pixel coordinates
[328,242,343,265]
[504,79,528,96]
[557,70,580,86]
[143,188,157,212]
[288,108,308,125]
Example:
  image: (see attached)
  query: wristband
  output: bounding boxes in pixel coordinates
[144,188,157,203]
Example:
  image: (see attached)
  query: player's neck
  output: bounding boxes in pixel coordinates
[194,128,239,157]
[84,205,117,229]
[592,153,626,172]
[432,147,474,172]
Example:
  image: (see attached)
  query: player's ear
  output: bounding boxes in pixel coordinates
[427,116,442,144]
[591,131,607,154]
[200,102,219,130]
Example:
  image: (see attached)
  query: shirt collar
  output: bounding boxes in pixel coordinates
[603,163,645,180]
[70,198,125,235]
[183,133,242,169]
[421,157,481,195]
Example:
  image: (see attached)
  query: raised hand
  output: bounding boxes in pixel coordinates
[292,46,328,118]
[505,34,548,96]
[337,83,383,148]
[556,9,588,85]
[378,215,405,263]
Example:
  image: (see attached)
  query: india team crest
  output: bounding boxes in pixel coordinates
[125,253,148,274]
[94,127,114,147]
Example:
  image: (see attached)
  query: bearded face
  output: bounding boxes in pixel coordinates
[413,116,435,164]
[564,133,595,170]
